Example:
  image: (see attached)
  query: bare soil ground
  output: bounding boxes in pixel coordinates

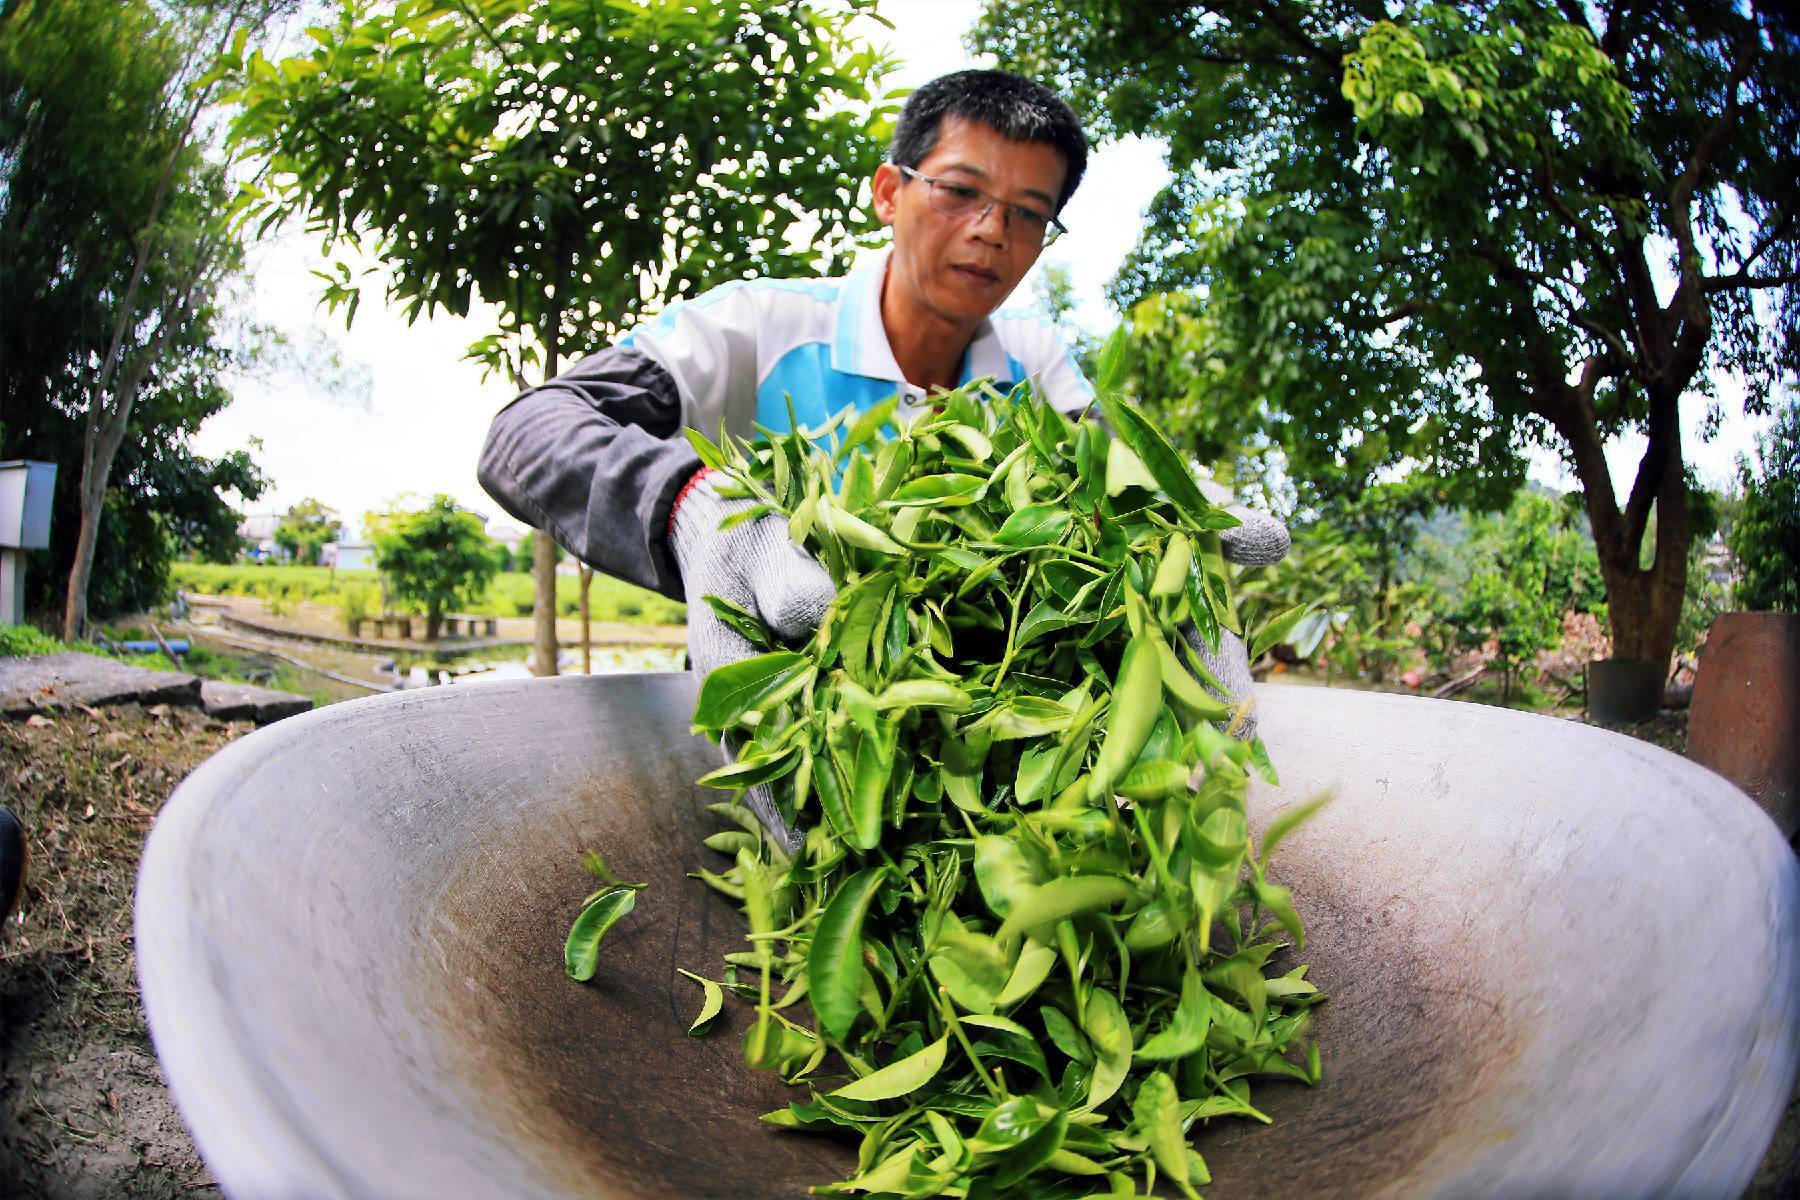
[0,687,1792,1197]
[0,703,247,1200]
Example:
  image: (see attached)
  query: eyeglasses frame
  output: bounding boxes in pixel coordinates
[894,164,1068,249]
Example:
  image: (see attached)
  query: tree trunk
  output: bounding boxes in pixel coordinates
[1584,446,1689,676]
[532,533,559,677]
[62,473,107,641]
[578,563,593,674]
[527,294,568,679]
[426,606,443,642]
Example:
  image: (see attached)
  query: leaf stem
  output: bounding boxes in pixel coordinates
[933,985,1004,1100]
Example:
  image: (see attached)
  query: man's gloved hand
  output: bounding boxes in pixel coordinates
[669,468,834,853]
[1183,477,1291,742]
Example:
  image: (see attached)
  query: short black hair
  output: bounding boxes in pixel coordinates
[890,69,1088,214]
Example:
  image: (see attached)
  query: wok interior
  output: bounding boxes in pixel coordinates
[148,674,1793,1198]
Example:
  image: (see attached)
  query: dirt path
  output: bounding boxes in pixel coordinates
[0,704,248,1199]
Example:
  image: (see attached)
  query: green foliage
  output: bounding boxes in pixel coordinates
[220,0,896,380]
[670,384,1323,1195]
[973,1,1799,669]
[172,562,376,603]
[0,0,269,621]
[1437,492,1594,706]
[273,498,342,566]
[370,496,500,638]
[336,583,378,626]
[0,624,67,657]
[1730,402,1800,613]
[170,560,684,623]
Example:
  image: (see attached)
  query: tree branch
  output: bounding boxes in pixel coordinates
[1704,269,1800,292]
[1572,314,1636,367]
[1554,0,1596,39]
[1723,208,1795,278]
[1667,42,1747,276]
[1243,0,1339,70]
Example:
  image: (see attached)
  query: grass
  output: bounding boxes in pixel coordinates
[171,561,685,624]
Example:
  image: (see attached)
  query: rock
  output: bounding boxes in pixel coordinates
[199,681,313,726]
[0,653,200,718]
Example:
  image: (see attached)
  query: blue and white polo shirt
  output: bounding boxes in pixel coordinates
[479,247,1094,600]
[618,246,1095,439]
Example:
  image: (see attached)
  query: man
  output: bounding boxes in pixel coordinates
[479,70,1284,784]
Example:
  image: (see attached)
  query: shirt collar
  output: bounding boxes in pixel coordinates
[832,246,1013,393]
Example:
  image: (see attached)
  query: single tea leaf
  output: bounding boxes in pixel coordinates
[828,1034,949,1102]
[564,886,638,981]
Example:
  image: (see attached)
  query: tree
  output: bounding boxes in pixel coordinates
[1441,492,1577,706]
[222,0,895,674]
[372,496,500,641]
[1,0,272,631]
[974,1,1798,683]
[273,498,342,565]
[1730,400,1800,611]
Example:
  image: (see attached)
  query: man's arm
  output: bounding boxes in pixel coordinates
[477,345,700,600]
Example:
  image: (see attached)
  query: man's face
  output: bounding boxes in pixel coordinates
[872,115,1068,331]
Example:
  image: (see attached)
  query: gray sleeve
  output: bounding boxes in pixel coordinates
[477,345,701,600]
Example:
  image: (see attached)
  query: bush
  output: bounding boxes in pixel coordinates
[173,561,683,624]
[1731,401,1799,612]
[0,624,65,657]
[338,583,377,625]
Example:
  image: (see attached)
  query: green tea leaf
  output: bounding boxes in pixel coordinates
[564,887,637,981]
[810,868,887,1041]
[1094,325,1129,393]
[1098,393,1214,527]
[942,422,994,461]
[676,968,725,1036]
[695,743,802,789]
[973,836,1036,918]
[819,500,905,556]
[1042,1005,1092,1065]
[994,503,1071,548]
[1089,634,1164,799]
[1133,1071,1190,1190]
[1250,602,1314,662]
[1105,439,1158,495]
[1259,791,1329,862]
[829,1034,950,1101]
[874,679,973,712]
[995,939,1058,1007]
[999,876,1137,943]
[885,472,988,508]
[1134,967,1210,1062]
[701,595,775,652]
[1081,988,1132,1109]
[694,652,809,729]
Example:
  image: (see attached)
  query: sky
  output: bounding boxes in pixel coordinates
[192,0,1775,536]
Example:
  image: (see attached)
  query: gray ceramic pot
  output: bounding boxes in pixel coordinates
[135,676,1799,1199]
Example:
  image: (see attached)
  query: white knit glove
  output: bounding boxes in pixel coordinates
[670,470,835,853]
[1185,477,1291,742]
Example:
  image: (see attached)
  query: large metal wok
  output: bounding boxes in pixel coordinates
[135,675,1798,1198]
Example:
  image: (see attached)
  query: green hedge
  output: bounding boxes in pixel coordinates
[172,562,684,624]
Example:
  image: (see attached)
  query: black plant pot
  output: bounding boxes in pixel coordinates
[1588,658,1663,724]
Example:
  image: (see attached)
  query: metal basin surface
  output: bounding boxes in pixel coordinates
[135,675,1799,1199]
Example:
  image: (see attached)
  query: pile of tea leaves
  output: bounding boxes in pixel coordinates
[579,376,1325,1198]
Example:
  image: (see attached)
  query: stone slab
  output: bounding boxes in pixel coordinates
[0,652,200,717]
[199,680,313,725]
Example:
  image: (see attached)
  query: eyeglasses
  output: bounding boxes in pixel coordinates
[896,165,1068,249]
